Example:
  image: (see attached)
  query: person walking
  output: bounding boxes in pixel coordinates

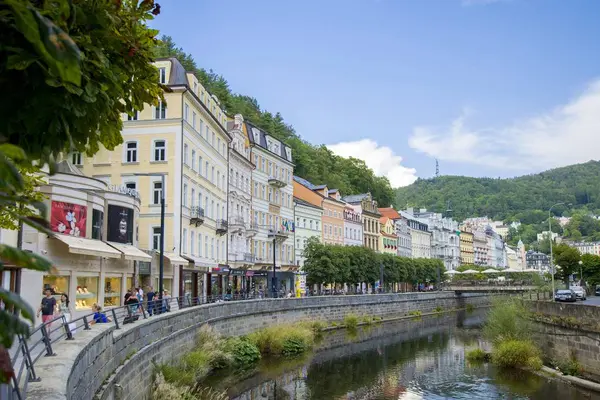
[58,294,76,335]
[162,290,171,312]
[146,286,156,316]
[36,289,56,329]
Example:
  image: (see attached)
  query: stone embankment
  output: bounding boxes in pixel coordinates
[28,292,494,400]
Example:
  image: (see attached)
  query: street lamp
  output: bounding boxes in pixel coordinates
[548,202,571,297]
[135,173,166,310]
[579,260,584,285]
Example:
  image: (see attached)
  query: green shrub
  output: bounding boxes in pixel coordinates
[156,363,195,387]
[466,303,475,313]
[300,320,326,334]
[552,358,584,376]
[247,323,315,357]
[466,348,490,362]
[344,314,359,329]
[223,337,261,368]
[408,310,422,317]
[434,306,444,313]
[331,321,339,327]
[362,315,373,325]
[491,340,542,370]
[484,298,531,344]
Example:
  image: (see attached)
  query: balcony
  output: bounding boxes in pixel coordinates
[268,176,287,188]
[243,252,256,263]
[229,216,245,233]
[268,227,290,241]
[246,223,258,237]
[216,219,228,235]
[190,206,205,227]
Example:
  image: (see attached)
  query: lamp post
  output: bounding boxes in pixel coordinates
[135,173,166,310]
[548,202,570,297]
[579,260,584,285]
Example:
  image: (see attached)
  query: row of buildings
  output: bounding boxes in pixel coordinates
[2,57,531,323]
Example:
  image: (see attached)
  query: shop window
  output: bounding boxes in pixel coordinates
[76,276,98,310]
[43,275,70,303]
[104,277,122,307]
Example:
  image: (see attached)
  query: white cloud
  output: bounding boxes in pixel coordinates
[327,139,418,187]
[408,79,600,172]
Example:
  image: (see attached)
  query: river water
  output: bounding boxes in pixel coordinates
[208,310,599,400]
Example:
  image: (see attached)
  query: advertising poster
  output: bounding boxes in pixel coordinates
[92,209,104,240]
[107,205,134,244]
[51,201,87,237]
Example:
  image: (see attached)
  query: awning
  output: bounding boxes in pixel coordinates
[107,242,152,262]
[53,234,121,259]
[163,252,188,265]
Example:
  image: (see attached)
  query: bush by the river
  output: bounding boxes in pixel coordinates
[247,323,315,356]
[492,340,542,370]
[344,314,359,329]
[466,348,490,362]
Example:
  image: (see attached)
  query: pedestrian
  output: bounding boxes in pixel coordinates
[37,289,56,329]
[146,286,156,316]
[91,303,111,324]
[162,290,171,312]
[58,294,76,335]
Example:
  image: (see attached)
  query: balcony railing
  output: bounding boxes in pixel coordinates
[268,176,287,188]
[243,252,256,263]
[229,216,245,233]
[216,219,228,235]
[268,227,290,240]
[190,206,205,227]
[246,223,258,237]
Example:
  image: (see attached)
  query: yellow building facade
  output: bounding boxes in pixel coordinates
[379,217,398,255]
[459,228,474,265]
[79,58,231,298]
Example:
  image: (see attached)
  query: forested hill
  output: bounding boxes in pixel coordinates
[153,36,395,206]
[395,160,600,222]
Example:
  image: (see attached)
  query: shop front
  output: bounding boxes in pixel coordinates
[210,265,230,298]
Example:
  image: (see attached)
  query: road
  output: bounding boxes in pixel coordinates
[578,296,600,306]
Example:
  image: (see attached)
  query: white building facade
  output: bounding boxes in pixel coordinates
[343,205,363,246]
[293,198,323,266]
[396,217,412,258]
[400,211,431,259]
[247,122,296,294]
[409,209,460,270]
[226,115,256,272]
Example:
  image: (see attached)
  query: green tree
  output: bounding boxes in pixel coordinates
[553,244,582,287]
[0,165,46,230]
[581,254,600,288]
[0,0,163,382]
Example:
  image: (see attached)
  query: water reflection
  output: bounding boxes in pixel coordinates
[213,310,597,400]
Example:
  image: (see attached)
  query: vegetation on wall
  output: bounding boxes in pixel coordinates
[153,36,395,207]
[302,237,444,289]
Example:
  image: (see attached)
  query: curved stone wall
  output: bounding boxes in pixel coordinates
[28,292,493,400]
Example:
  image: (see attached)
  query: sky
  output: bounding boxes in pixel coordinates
[151,0,600,187]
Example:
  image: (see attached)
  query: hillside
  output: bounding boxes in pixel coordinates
[395,160,600,223]
[153,36,395,206]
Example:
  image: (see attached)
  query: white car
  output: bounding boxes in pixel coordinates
[570,286,587,301]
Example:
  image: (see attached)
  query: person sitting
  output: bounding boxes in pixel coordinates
[91,303,111,324]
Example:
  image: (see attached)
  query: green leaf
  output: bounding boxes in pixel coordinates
[0,311,31,349]
[6,52,38,70]
[0,288,34,322]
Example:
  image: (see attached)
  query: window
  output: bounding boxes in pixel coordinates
[191,150,196,170]
[125,182,136,191]
[211,166,215,183]
[216,241,220,261]
[222,175,225,190]
[211,200,215,219]
[198,234,202,257]
[125,142,137,163]
[183,144,189,165]
[190,231,195,255]
[153,181,163,204]
[191,188,195,207]
[310,220,313,230]
[199,119,204,136]
[205,126,209,140]
[204,238,208,257]
[303,219,306,227]
[158,67,166,84]
[155,100,166,119]
[268,188,272,202]
[222,143,226,155]
[199,156,203,175]
[152,227,161,250]
[212,132,215,147]
[261,158,265,171]
[254,182,258,197]
[316,221,319,230]
[153,140,166,161]
[198,191,202,208]
[183,184,188,206]
[184,103,189,121]
[217,138,221,154]
[71,152,82,166]
[217,171,220,189]
[127,111,138,121]
[205,196,209,215]
[182,229,187,253]
[211,238,214,259]
[205,161,209,178]
[192,112,197,129]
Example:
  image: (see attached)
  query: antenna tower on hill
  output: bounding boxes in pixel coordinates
[435,159,439,177]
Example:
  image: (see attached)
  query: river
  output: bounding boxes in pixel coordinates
[207,310,599,400]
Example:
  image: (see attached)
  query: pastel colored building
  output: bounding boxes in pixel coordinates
[343,205,363,246]
[293,197,323,266]
[343,193,381,252]
[379,217,398,255]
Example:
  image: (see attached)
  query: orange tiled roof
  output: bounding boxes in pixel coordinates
[378,207,400,220]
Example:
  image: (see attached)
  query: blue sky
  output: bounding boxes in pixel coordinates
[152,0,600,187]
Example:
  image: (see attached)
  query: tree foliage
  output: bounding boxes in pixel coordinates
[153,35,395,206]
[552,243,581,287]
[0,0,164,160]
[0,165,46,230]
[302,237,444,288]
[581,254,600,288]
[0,0,163,382]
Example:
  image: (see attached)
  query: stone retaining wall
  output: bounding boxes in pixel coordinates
[28,292,494,400]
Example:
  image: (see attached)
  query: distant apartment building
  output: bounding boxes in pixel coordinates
[486,227,506,268]
[343,205,363,246]
[408,209,460,270]
[537,231,559,242]
[379,217,398,255]
[293,197,323,266]
[343,193,381,252]
[473,229,489,266]
[526,250,550,272]
[79,57,231,299]
[459,228,474,265]
[399,210,431,258]
[379,207,412,258]
[569,241,600,256]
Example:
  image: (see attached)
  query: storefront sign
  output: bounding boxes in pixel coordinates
[107,205,134,244]
[245,271,254,277]
[231,269,245,276]
[253,272,268,277]
[138,261,151,275]
[107,184,140,199]
[51,201,87,237]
